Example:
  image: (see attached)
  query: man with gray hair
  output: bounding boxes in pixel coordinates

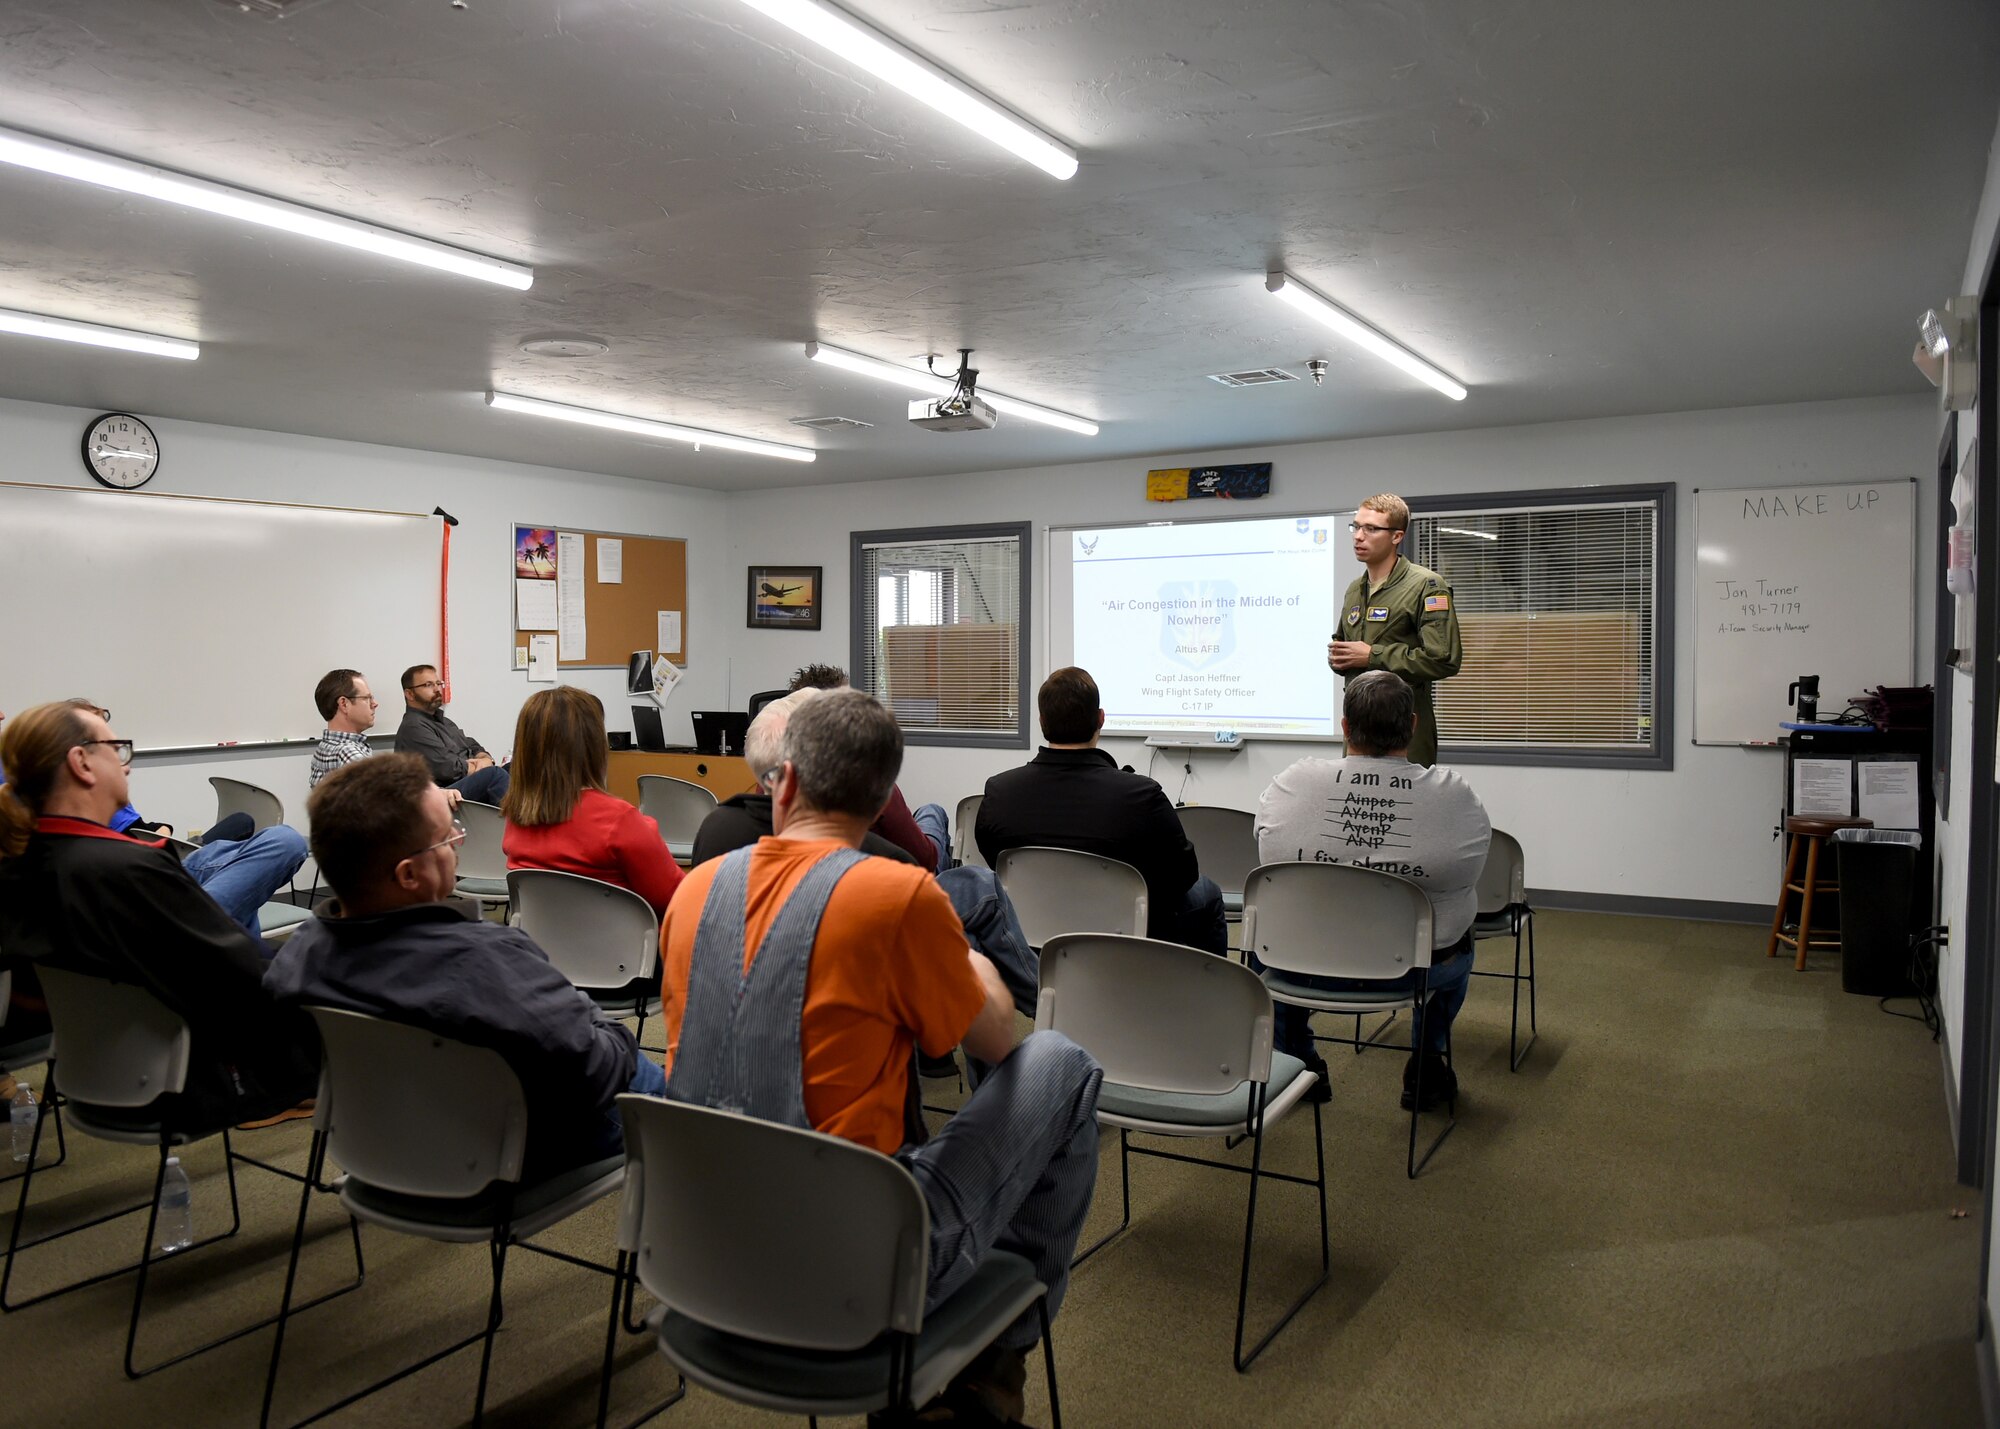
[659,689,1102,1424]
[1253,670,1490,1111]
[688,688,912,865]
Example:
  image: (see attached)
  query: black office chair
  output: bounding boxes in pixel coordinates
[746,689,788,718]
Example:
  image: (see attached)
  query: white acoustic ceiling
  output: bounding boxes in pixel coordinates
[0,0,1994,490]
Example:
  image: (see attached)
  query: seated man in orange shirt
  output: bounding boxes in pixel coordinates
[660,689,1102,1426]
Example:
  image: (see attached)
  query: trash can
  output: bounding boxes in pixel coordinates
[1833,828,1923,997]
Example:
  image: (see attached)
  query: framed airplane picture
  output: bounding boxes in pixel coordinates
[747,564,822,630]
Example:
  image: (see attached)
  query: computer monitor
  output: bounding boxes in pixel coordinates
[627,650,654,697]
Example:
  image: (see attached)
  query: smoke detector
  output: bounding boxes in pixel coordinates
[519,334,610,358]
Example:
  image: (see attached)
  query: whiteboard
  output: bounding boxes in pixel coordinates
[2,483,443,750]
[1692,480,1914,744]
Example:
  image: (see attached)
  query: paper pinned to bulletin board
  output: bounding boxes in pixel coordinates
[515,526,558,627]
[512,522,688,669]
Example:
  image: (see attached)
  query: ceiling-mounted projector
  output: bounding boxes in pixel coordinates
[909,394,997,431]
[908,347,998,432]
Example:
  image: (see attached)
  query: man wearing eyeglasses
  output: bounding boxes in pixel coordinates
[391,664,509,804]
[266,754,666,1181]
[1328,492,1463,767]
[0,700,319,1130]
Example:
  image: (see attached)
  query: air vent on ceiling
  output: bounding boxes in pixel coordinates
[1207,367,1299,388]
[789,415,874,431]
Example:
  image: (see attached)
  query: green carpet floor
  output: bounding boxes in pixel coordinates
[0,911,1979,1427]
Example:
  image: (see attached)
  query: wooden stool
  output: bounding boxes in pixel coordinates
[1766,815,1872,970]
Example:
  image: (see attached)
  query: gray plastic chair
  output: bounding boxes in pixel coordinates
[636,775,717,864]
[1175,805,1257,922]
[508,869,663,1038]
[261,1007,669,1429]
[1469,829,1537,1070]
[1241,861,1455,1177]
[453,800,512,912]
[995,846,1147,949]
[209,776,285,834]
[4,967,358,1379]
[953,793,985,868]
[1035,933,1326,1371]
[614,1094,1061,1423]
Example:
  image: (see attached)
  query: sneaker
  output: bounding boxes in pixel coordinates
[1399,1055,1456,1113]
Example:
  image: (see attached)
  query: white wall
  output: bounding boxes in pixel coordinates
[729,393,1938,909]
[1939,110,2000,1106]
[0,395,732,837]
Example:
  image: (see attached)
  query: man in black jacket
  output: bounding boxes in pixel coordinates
[264,754,663,1179]
[0,700,317,1130]
[391,664,510,804]
[976,667,1227,955]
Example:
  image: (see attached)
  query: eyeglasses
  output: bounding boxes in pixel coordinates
[1348,521,1399,536]
[406,681,443,692]
[408,821,466,860]
[342,693,380,705]
[75,738,134,767]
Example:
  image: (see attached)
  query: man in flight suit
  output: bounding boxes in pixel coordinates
[1327,492,1463,766]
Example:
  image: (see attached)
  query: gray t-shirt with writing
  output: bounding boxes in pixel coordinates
[1255,755,1491,947]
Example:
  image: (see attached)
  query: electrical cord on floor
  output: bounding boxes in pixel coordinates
[1893,927,1947,1040]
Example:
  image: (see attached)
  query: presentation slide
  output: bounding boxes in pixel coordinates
[1056,512,1358,740]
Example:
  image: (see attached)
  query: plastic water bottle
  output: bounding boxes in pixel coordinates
[157,1157,193,1254]
[9,1083,36,1163]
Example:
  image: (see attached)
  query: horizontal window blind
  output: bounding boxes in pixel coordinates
[856,528,1023,741]
[1410,501,1659,753]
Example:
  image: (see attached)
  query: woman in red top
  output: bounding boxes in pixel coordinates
[502,687,684,914]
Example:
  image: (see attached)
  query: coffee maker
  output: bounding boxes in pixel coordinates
[1788,675,1820,724]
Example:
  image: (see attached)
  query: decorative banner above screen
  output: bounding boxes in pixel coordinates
[1145,462,1272,502]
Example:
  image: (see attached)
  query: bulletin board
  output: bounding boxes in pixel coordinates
[512,523,688,669]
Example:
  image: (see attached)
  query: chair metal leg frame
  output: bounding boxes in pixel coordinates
[1070,1088,1329,1371]
[1406,1007,1457,1181]
[1470,908,1539,1071]
[594,1250,686,1429]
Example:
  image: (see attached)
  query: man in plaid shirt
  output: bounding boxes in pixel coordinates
[309,669,378,789]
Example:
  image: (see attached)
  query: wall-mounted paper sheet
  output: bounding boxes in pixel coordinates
[515,578,557,629]
[654,656,683,702]
[1856,760,1920,830]
[556,532,587,659]
[597,538,622,583]
[1792,757,1852,817]
[658,610,681,653]
[527,634,557,682]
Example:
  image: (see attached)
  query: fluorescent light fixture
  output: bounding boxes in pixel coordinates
[1264,271,1466,401]
[734,0,1078,180]
[0,126,533,290]
[485,391,815,463]
[0,306,198,360]
[804,342,1099,435]
[1437,526,1498,541]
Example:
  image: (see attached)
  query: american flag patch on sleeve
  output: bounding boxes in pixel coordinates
[1424,593,1450,612]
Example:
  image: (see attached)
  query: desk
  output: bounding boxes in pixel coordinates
[607,751,756,806]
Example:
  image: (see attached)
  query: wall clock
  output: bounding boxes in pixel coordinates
[81,412,160,489]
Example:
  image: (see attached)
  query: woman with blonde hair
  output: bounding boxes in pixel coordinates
[502,686,684,914]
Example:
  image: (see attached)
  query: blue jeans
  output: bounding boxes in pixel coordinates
[184,825,309,936]
[936,865,1039,1018]
[452,765,510,805]
[1253,931,1475,1060]
[900,1031,1102,1349]
[628,1050,667,1098]
[913,802,951,873]
[1156,876,1228,957]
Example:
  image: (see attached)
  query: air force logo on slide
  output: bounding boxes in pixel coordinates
[1077,535,1099,557]
[1295,518,1311,534]
[1313,528,1327,545]
[1159,579,1236,670]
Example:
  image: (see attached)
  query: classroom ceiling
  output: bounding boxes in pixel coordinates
[0,0,1994,492]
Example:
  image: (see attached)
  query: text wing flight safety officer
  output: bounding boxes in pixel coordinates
[1327,493,1463,767]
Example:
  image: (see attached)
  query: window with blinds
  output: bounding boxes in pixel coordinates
[1407,485,1673,767]
[850,522,1030,748]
